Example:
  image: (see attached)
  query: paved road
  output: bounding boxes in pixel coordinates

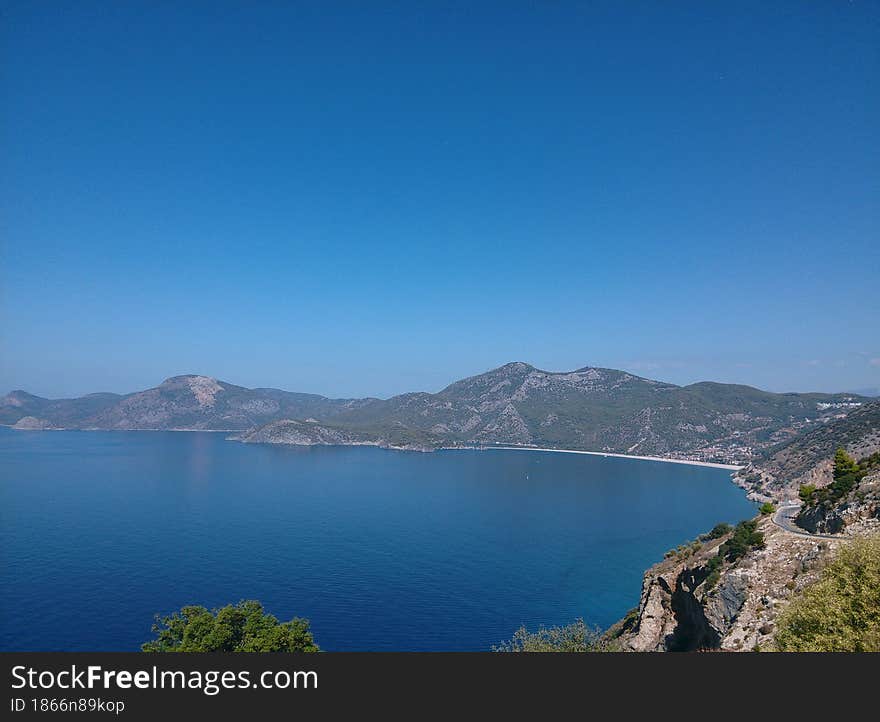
[771,502,843,541]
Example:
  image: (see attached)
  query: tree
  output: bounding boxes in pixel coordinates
[142,600,319,652]
[832,448,859,480]
[719,519,764,562]
[775,535,880,651]
[798,484,817,504]
[759,502,776,515]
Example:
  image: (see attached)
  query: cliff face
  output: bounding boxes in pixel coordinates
[618,517,840,652]
[617,505,880,652]
[796,469,880,534]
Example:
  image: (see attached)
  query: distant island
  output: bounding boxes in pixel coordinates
[2,362,869,466]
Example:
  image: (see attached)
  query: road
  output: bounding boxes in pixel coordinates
[771,502,843,541]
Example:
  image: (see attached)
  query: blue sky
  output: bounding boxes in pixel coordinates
[2,1,878,398]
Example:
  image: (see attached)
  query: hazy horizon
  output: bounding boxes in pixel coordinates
[4,359,878,402]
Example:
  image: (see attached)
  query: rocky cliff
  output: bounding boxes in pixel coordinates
[796,465,880,534]
[615,516,844,651]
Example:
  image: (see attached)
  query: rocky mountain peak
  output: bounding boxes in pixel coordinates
[496,361,535,374]
[159,374,218,387]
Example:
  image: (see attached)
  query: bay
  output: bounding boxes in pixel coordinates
[0,428,755,651]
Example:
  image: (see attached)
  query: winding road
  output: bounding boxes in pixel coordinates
[771,502,843,541]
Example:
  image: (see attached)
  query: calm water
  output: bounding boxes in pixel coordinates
[0,428,754,651]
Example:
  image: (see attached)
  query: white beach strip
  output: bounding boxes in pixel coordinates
[463,445,743,470]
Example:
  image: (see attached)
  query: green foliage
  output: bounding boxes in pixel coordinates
[493,619,616,652]
[758,502,776,515]
[801,449,877,511]
[798,484,817,504]
[705,554,724,572]
[701,519,765,591]
[719,519,765,562]
[704,569,721,591]
[832,448,859,479]
[142,600,319,652]
[704,522,733,540]
[775,535,880,651]
[703,554,724,590]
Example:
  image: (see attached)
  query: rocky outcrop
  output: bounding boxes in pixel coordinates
[617,517,843,652]
[796,470,880,535]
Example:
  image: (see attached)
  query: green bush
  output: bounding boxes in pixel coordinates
[142,600,319,652]
[705,554,724,572]
[775,536,880,651]
[704,522,733,540]
[719,519,765,562]
[493,619,616,652]
[802,449,877,510]
[704,569,721,590]
[759,502,776,515]
[701,519,765,591]
[799,484,817,504]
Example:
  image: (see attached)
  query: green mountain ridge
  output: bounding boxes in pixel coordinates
[2,363,868,464]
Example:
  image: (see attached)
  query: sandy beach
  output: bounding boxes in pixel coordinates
[468,445,743,470]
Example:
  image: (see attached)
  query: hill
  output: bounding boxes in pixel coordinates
[734,399,880,500]
[2,363,869,464]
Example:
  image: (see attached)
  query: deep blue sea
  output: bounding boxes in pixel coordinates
[0,428,755,651]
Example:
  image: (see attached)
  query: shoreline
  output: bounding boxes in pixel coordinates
[456,445,743,470]
[2,425,744,468]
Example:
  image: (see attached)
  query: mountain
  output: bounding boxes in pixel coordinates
[0,375,369,432]
[0,390,123,428]
[2,363,869,463]
[734,399,880,500]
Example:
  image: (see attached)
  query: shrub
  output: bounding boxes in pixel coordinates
[493,619,616,652]
[142,600,319,652]
[759,502,776,515]
[775,535,880,651]
[702,519,765,591]
[704,569,721,591]
[719,519,765,562]
[705,554,723,572]
[705,522,733,540]
[799,484,817,504]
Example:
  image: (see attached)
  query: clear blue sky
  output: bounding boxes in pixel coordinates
[2,1,878,399]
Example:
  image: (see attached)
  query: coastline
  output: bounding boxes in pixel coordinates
[2,425,744,468]
[457,445,743,470]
